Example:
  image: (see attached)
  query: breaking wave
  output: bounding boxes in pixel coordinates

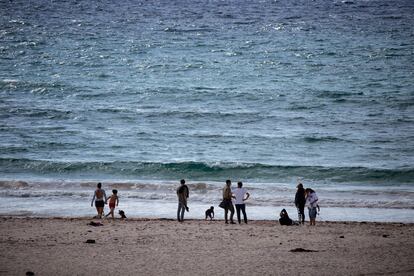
[1,158,412,184]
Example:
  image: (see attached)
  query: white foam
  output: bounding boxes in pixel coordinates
[0,196,413,223]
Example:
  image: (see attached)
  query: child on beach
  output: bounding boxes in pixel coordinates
[105,189,119,219]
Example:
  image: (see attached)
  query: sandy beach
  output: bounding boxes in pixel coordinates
[0,217,413,276]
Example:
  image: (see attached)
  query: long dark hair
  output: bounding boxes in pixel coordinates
[305,188,315,194]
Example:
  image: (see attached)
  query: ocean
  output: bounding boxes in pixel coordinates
[1,0,413,222]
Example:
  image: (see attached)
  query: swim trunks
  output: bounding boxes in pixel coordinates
[95,201,104,208]
[109,202,115,209]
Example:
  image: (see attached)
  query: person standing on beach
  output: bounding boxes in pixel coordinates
[223,180,235,224]
[305,188,319,226]
[105,189,119,219]
[91,182,107,219]
[295,183,306,224]
[176,179,189,222]
[233,181,250,224]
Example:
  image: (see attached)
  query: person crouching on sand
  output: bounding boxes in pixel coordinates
[176,179,189,222]
[305,188,319,226]
[223,180,235,224]
[91,182,107,219]
[105,189,119,219]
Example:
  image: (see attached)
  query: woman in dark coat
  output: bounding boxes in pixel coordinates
[295,183,306,224]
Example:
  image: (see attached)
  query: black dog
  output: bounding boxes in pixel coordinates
[118,210,127,219]
[205,206,214,220]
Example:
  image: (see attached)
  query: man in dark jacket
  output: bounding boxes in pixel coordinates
[177,179,189,222]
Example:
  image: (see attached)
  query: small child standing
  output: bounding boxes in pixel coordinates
[105,189,119,219]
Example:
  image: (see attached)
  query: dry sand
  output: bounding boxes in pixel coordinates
[0,217,413,276]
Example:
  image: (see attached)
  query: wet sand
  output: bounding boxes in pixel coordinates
[0,217,413,276]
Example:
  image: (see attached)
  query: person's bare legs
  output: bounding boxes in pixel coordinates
[96,207,103,218]
[99,207,105,218]
[105,208,115,219]
[110,208,115,219]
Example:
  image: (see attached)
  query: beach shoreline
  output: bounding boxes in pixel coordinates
[2,178,413,224]
[1,216,413,276]
[1,215,414,225]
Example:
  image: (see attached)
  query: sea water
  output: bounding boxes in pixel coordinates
[0,0,413,222]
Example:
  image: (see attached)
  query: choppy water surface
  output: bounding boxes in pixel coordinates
[0,0,413,221]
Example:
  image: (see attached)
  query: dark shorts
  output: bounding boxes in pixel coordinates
[95,201,105,208]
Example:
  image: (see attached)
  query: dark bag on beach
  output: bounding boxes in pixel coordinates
[219,200,226,209]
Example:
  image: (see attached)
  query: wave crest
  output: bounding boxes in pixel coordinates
[0,158,413,184]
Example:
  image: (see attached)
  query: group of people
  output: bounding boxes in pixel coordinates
[176,179,251,224]
[91,182,119,219]
[294,183,319,226]
[91,180,319,225]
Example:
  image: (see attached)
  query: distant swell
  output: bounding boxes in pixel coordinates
[303,136,343,143]
[0,158,412,184]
